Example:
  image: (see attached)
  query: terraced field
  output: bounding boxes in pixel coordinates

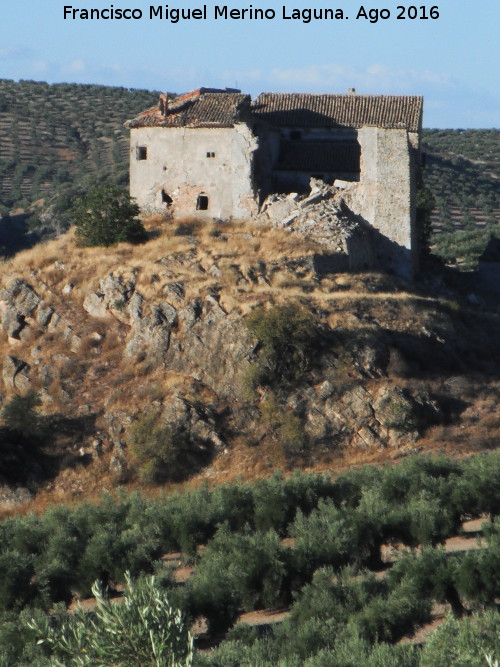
[0,79,157,209]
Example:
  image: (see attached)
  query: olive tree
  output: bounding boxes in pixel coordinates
[70,184,147,247]
[28,573,193,666]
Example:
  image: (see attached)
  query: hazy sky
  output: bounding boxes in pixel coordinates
[1,1,498,127]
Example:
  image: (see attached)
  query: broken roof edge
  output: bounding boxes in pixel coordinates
[125,88,424,132]
[125,90,251,129]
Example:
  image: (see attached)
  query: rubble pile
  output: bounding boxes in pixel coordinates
[259,180,364,255]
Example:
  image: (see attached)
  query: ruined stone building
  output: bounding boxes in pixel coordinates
[126,87,423,278]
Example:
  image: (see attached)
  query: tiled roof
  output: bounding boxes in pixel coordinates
[127,89,424,132]
[126,91,250,128]
[276,141,361,173]
[252,93,423,132]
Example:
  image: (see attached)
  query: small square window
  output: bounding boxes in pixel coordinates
[136,146,147,160]
[206,152,215,158]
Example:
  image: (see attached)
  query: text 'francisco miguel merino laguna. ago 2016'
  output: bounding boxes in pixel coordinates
[63,5,440,23]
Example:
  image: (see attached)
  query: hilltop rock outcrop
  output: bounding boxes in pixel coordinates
[0,216,497,503]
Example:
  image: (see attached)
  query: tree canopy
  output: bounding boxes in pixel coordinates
[70,184,147,247]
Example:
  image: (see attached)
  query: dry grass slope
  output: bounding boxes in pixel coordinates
[1,213,500,514]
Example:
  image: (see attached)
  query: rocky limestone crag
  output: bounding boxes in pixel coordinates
[0,278,80,349]
[0,258,453,465]
[1,218,498,502]
[83,272,253,390]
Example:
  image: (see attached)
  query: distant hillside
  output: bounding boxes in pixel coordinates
[422,129,500,227]
[422,129,500,268]
[0,79,157,213]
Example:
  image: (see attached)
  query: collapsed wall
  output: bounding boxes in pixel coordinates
[259,180,374,273]
[260,128,418,280]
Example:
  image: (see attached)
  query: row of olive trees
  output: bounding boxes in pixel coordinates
[3,452,500,662]
[6,558,500,665]
[2,453,500,616]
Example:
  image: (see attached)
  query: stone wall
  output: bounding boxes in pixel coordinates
[129,124,258,219]
[130,121,419,279]
[348,127,417,279]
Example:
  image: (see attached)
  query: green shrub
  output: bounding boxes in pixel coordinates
[260,394,307,457]
[188,528,286,634]
[455,547,500,610]
[291,501,370,574]
[70,183,147,247]
[388,547,467,618]
[0,608,50,667]
[127,413,198,484]
[281,567,428,657]
[382,396,418,434]
[0,551,38,612]
[302,630,419,667]
[460,452,500,520]
[0,392,47,483]
[280,411,307,456]
[1,391,43,440]
[244,303,318,389]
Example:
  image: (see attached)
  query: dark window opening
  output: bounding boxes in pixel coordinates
[161,190,173,206]
[136,146,148,160]
[197,195,209,211]
[290,131,302,141]
[206,152,215,158]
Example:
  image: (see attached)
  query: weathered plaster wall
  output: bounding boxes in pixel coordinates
[348,127,416,279]
[129,120,419,279]
[130,125,258,219]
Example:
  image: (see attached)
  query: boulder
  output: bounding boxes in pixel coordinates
[2,355,30,390]
[84,274,137,321]
[125,301,178,360]
[0,279,40,317]
[161,395,224,450]
[103,410,133,440]
[36,304,55,327]
[83,292,109,319]
[1,308,26,339]
[127,291,143,323]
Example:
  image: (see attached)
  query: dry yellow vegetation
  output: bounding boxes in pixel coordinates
[1,213,500,515]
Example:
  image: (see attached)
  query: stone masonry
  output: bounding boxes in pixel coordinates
[126,88,423,279]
